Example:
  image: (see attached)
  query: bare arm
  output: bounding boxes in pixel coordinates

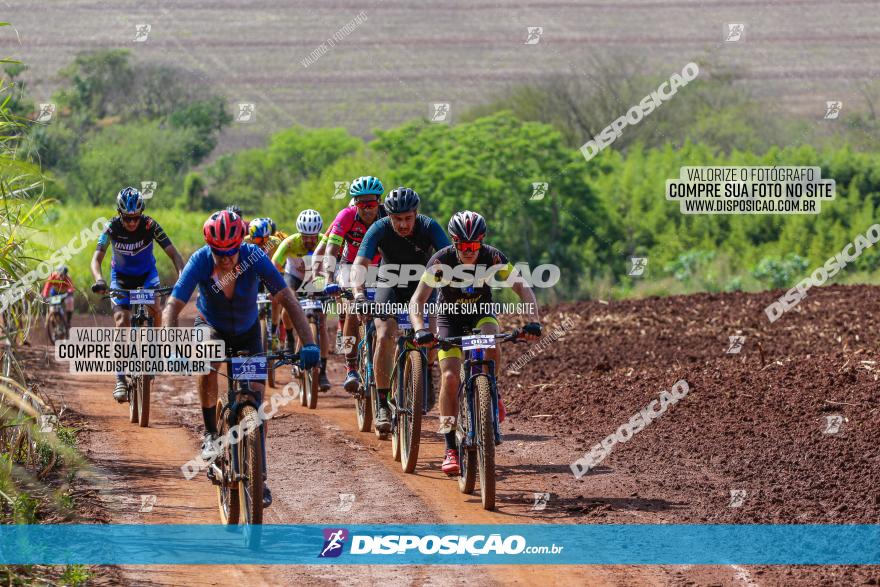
[321,242,341,281]
[512,280,540,322]
[274,288,315,345]
[351,256,370,298]
[409,280,433,331]
[162,296,186,328]
[90,247,106,283]
[163,244,186,276]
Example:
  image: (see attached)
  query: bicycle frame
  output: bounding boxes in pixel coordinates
[459,345,502,447]
[389,326,431,422]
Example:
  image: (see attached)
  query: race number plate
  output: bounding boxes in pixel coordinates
[462,334,496,350]
[131,289,155,305]
[257,292,270,304]
[231,356,268,380]
[365,287,376,301]
[299,298,322,311]
[48,294,66,305]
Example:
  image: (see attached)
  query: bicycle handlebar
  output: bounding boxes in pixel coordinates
[435,330,525,351]
[102,286,174,300]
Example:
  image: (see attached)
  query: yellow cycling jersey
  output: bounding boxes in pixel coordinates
[272,233,311,267]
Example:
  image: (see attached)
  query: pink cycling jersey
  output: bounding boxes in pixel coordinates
[326,205,381,264]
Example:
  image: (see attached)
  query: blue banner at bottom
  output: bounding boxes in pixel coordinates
[0,524,878,565]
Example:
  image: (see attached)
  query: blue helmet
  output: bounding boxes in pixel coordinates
[383,187,420,214]
[116,187,145,215]
[249,217,273,239]
[349,176,384,198]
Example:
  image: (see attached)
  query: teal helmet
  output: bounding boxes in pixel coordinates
[349,176,384,198]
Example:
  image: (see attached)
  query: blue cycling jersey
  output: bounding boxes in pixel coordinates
[96,215,172,276]
[170,243,287,336]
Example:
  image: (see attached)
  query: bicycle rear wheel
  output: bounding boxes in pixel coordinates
[237,405,264,525]
[46,312,62,344]
[355,324,373,432]
[216,400,240,525]
[398,350,424,474]
[128,377,139,424]
[457,366,476,494]
[137,375,151,428]
[474,374,496,510]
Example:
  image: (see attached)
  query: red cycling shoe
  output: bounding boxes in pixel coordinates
[441,449,460,476]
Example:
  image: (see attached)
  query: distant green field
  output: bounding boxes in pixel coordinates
[27,204,207,310]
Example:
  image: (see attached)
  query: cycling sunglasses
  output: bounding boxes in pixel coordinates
[121,214,142,224]
[355,199,380,209]
[455,241,481,253]
[211,246,240,257]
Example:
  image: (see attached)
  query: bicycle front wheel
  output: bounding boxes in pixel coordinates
[398,350,424,474]
[474,374,496,510]
[216,400,240,525]
[457,365,476,495]
[355,323,373,432]
[237,405,264,525]
[137,374,151,428]
[128,377,139,424]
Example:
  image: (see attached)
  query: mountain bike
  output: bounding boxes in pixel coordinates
[291,293,330,409]
[352,289,377,434]
[437,330,523,511]
[209,349,301,526]
[257,291,277,388]
[105,286,173,428]
[44,293,69,344]
[388,310,432,473]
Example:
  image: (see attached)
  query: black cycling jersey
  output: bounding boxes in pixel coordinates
[422,244,513,305]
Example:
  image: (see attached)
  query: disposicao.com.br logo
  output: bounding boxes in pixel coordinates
[319,529,563,557]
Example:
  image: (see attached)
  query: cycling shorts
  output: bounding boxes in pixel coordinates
[194,314,263,363]
[110,267,161,309]
[436,313,499,361]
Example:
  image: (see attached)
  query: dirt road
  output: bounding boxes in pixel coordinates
[29,287,880,585]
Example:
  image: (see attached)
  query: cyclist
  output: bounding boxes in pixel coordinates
[272,209,331,390]
[352,187,450,433]
[227,204,249,233]
[318,176,386,394]
[162,209,319,508]
[410,211,542,475]
[41,265,75,327]
[91,186,186,402]
[245,217,285,359]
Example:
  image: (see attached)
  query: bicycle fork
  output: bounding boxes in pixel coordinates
[463,349,502,447]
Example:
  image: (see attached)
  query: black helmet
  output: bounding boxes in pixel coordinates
[448,210,487,242]
[383,187,420,214]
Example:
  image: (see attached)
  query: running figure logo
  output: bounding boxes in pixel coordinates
[525,27,543,44]
[36,103,56,123]
[333,181,350,199]
[431,103,450,122]
[134,24,152,42]
[725,23,744,42]
[629,257,647,276]
[141,181,157,200]
[726,335,746,354]
[824,101,842,120]
[530,182,548,201]
[319,528,349,558]
[823,414,844,434]
[237,103,256,123]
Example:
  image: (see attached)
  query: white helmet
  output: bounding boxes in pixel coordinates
[296,209,323,235]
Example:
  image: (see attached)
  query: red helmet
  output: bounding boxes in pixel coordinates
[203,210,245,253]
